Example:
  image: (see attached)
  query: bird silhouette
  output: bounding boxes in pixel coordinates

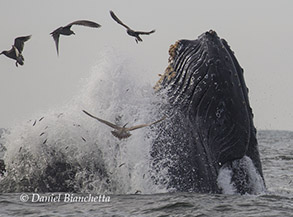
[82,110,166,140]
[110,10,155,43]
[0,35,31,67]
[50,20,101,55]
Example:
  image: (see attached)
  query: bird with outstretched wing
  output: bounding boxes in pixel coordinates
[50,20,101,55]
[82,110,166,140]
[0,35,31,67]
[110,10,155,43]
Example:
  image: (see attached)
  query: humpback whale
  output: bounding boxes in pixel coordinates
[152,30,265,194]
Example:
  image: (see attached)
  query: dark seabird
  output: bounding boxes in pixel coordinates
[0,35,31,67]
[50,20,101,55]
[82,110,166,140]
[110,10,155,43]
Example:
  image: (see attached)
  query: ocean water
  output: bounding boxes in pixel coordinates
[0,50,292,216]
[1,131,292,217]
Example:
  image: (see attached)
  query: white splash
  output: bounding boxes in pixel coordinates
[1,48,167,194]
[217,156,266,195]
[217,165,237,194]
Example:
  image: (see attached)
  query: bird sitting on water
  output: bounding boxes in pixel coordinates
[82,110,166,140]
[110,10,155,43]
[50,20,101,55]
[0,35,31,67]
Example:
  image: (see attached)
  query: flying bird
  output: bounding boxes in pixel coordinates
[110,10,155,43]
[50,20,101,55]
[82,110,166,140]
[0,35,31,67]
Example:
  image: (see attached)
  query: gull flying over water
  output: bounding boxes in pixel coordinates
[50,20,101,55]
[110,10,155,43]
[82,110,166,140]
[0,35,31,67]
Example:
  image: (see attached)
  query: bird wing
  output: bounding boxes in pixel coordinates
[127,116,166,131]
[135,30,156,35]
[51,32,60,55]
[126,123,150,131]
[14,35,31,53]
[13,46,20,57]
[82,110,120,130]
[66,20,101,28]
[110,10,131,30]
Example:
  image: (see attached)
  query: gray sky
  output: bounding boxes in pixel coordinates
[1,0,293,131]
